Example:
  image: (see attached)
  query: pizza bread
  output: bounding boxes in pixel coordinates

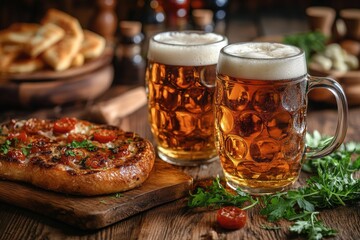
[24,23,65,57]
[80,30,106,59]
[0,118,155,196]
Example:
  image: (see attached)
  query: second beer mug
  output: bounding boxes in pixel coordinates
[146,31,228,166]
[215,42,348,194]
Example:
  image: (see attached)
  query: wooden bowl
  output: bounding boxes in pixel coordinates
[0,49,114,107]
[308,63,360,106]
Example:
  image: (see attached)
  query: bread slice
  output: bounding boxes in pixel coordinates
[0,23,39,44]
[71,52,84,67]
[0,50,19,72]
[41,9,84,71]
[43,36,81,71]
[80,30,106,59]
[24,23,65,57]
[41,8,83,39]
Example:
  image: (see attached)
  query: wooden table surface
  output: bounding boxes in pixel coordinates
[0,84,359,240]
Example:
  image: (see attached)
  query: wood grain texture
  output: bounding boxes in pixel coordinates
[0,96,359,239]
[0,64,113,107]
[0,159,193,230]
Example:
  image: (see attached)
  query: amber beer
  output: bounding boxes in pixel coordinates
[215,42,348,194]
[146,31,228,166]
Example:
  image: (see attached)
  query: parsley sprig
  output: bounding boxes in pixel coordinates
[289,212,337,240]
[283,31,327,62]
[188,131,360,239]
[0,139,11,154]
[67,140,97,152]
[188,177,258,210]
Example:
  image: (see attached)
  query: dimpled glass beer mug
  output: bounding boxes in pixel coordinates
[215,42,348,194]
[146,31,228,166]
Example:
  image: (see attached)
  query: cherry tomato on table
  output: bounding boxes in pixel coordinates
[53,117,77,134]
[93,129,117,143]
[216,206,247,230]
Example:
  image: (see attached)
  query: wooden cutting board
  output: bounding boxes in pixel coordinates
[0,159,193,230]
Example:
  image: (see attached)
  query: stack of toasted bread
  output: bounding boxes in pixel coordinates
[0,9,106,73]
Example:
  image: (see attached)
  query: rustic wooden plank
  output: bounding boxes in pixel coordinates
[0,104,359,239]
[0,159,193,230]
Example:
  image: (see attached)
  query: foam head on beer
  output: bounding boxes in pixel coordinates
[148,31,228,66]
[218,42,307,80]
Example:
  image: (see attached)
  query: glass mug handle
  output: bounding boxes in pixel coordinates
[306,75,349,159]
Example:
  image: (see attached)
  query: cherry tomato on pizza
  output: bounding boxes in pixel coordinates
[93,129,117,143]
[84,153,109,169]
[7,131,27,142]
[216,206,247,230]
[53,117,77,134]
[7,149,26,162]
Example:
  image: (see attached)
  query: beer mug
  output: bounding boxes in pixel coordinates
[146,31,228,166]
[215,42,348,194]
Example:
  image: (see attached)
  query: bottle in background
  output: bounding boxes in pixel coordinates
[163,0,190,30]
[190,0,229,35]
[192,9,214,32]
[114,21,145,85]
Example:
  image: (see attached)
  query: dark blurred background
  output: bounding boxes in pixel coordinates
[1,0,360,43]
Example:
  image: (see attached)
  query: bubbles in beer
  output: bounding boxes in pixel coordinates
[200,66,217,87]
[225,135,247,163]
[184,86,211,114]
[218,106,234,134]
[174,111,196,136]
[159,85,181,111]
[282,82,306,112]
[282,134,303,159]
[237,111,263,138]
[175,66,194,88]
[146,31,227,163]
[225,83,249,111]
[293,111,306,134]
[147,62,218,160]
[267,112,292,140]
[215,76,307,190]
[199,111,216,137]
[250,138,281,163]
[253,88,280,113]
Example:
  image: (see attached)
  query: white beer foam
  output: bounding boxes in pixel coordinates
[148,32,228,66]
[218,42,307,80]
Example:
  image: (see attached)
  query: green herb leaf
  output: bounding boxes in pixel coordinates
[188,131,359,239]
[289,212,336,240]
[65,150,76,156]
[21,144,32,156]
[67,140,97,152]
[0,140,11,154]
[283,31,327,62]
[112,193,123,199]
[188,177,258,210]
